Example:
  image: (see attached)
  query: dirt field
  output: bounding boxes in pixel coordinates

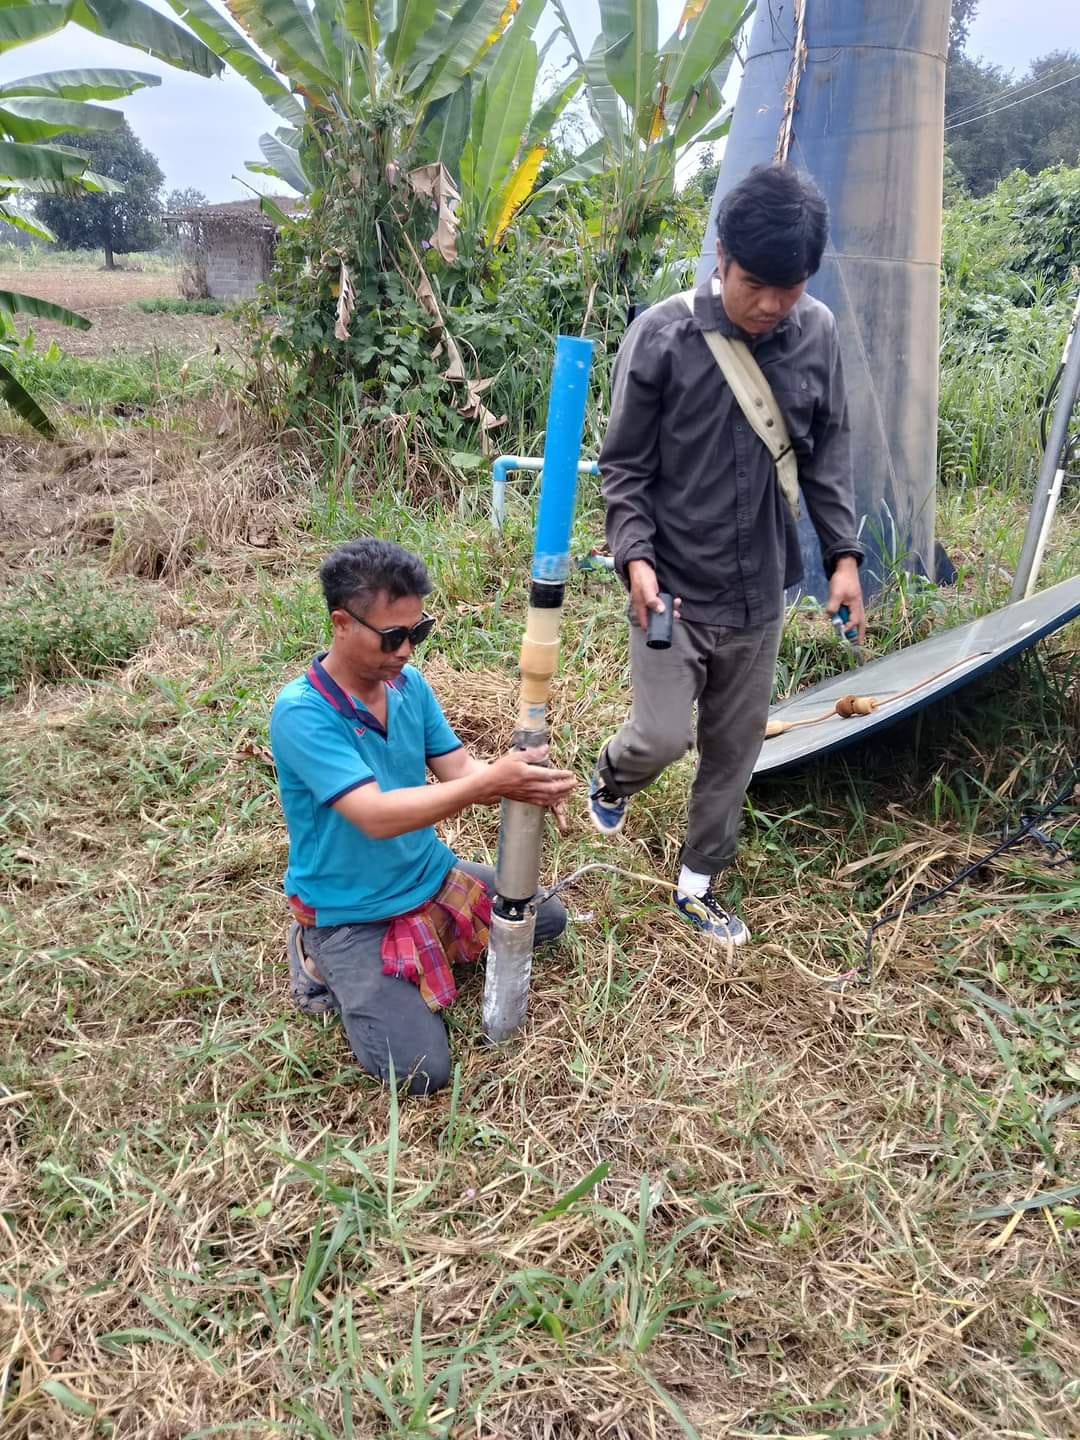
[0,263,235,356]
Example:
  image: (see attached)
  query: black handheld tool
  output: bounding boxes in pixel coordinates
[646,593,674,649]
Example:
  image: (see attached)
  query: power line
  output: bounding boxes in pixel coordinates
[945,57,1080,124]
[945,70,1080,131]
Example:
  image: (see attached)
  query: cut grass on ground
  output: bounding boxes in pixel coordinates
[1,415,1078,1439]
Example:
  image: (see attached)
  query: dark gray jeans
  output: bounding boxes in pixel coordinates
[599,616,783,874]
[304,861,567,1096]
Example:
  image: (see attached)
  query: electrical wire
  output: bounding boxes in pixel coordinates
[945,71,1080,131]
[540,773,1077,993]
[944,57,1080,124]
[862,770,1078,980]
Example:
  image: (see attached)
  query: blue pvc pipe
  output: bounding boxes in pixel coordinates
[491,455,599,529]
[532,336,594,583]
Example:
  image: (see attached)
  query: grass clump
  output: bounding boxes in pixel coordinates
[130,296,226,316]
[15,346,236,426]
[0,565,151,696]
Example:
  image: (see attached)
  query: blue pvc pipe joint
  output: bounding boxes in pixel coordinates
[532,336,594,583]
[491,455,599,529]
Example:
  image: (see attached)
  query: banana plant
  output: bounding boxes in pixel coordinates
[160,0,577,249]
[458,0,581,246]
[0,2,222,431]
[536,0,752,285]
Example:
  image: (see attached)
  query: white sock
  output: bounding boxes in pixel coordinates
[677,865,710,898]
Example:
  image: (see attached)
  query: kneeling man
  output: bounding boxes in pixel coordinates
[270,538,575,1095]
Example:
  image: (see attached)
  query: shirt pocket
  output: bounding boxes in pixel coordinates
[770,377,816,445]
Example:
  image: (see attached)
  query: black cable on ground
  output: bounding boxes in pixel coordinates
[862,768,1078,979]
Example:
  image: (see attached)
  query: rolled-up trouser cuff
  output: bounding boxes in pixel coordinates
[680,843,735,876]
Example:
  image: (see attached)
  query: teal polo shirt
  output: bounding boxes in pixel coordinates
[269,655,463,925]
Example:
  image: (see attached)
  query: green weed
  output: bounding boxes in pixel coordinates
[130,297,227,316]
[14,346,234,425]
[0,565,152,696]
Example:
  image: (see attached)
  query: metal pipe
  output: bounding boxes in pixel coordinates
[1011,290,1080,601]
[699,0,951,599]
[492,455,600,529]
[483,336,594,1044]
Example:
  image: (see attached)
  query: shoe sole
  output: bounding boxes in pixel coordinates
[287,923,338,1015]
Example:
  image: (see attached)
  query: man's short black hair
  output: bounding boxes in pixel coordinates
[716,163,829,286]
[320,538,431,615]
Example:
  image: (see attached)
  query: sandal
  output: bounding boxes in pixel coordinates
[286,922,337,1017]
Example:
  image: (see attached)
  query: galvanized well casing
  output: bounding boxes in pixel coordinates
[698,1,950,598]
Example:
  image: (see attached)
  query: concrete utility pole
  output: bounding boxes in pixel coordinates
[700,0,952,599]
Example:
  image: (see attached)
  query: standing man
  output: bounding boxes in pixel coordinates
[271,538,575,1096]
[589,163,865,944]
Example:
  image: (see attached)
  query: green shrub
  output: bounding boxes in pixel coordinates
[0,568,152,697]
[938,163,1078,487]
[130,297,226,315]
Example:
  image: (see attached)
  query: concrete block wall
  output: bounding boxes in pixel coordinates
[204,234,271,301]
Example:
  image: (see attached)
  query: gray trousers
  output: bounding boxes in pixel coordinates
[599,616,783,875]
[304,861,567,1096]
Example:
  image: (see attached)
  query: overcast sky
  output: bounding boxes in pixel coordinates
[0,0,1074,201]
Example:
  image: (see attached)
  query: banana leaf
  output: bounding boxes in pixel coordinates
[383,0,440,74]
[0,67,160,101]
[0,289,91,328]
[0,4,70,54]
[663,0,747,106]
[415,80,471,177]
[0,201,55,240]
[161,0,304,123]
[71,0,223,78]
[256,131,309,194]
[410,0,506,103]
[0,355,54,435]
[226,0,332,96]
[0,139,88,182]
[598,0,658,129]
[0,96,126,141]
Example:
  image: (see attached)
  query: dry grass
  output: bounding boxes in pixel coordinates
[0,263,233,358]
[0,410,1078,1439]
[1,424,313,581]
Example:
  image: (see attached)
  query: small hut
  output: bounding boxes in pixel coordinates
[163,197,301,301]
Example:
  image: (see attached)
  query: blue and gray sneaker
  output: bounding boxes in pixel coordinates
[588,754,628,835]
[674,887,750,945]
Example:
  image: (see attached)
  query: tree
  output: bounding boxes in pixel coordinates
[945,49,1080,195]
[165,186,207,212]
[688,146,720,206]
[35,120,164,267]
[158,0,579,247]
[948,0,979,59]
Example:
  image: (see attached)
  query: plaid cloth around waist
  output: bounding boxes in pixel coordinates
[288,866,491,1012]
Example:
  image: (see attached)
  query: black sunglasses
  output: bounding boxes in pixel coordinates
[345,607,437,653]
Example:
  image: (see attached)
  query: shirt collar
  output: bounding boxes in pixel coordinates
[306,652,390,737]
[692,273,802,341]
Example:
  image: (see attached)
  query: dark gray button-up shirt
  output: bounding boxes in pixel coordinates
[601,277,864,626]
